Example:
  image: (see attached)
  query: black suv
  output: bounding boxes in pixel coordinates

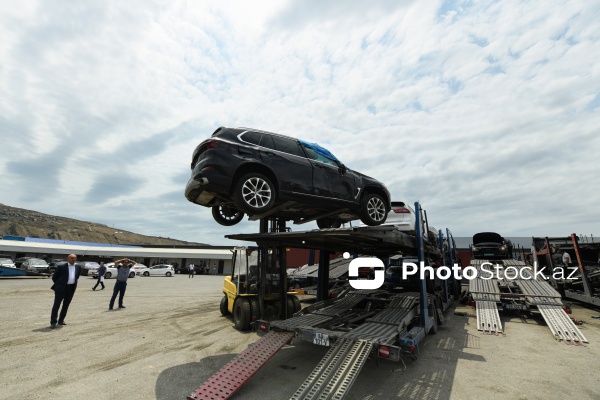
[185,127,391,228]
[471,232,509,259]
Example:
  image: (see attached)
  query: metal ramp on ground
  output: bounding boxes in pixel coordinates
[289,339,373,400]
[512,263,588,344]
[469,260,503,334]
[187,330,294,400]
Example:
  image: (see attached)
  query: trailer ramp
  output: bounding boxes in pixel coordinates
[290,339,373,400]
[469,260,503,334]
[187,330,294,400]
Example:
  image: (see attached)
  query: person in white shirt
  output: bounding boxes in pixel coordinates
[50,254,81,329]
[562,250,572,267]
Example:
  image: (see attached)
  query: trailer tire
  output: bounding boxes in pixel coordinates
[233,298,251,331]
[286,297,295,319]
[290,295,301,314]
[220,295,230,316]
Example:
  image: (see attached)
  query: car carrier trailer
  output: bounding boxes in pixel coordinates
[188,202,461,400]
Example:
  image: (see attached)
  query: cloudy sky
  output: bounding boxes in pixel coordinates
[1,0,598,246]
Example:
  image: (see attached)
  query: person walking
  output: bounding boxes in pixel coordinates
[188,263,195,278]
[109,258,136,310]
[93,262,107,291]
[50,254,82,329]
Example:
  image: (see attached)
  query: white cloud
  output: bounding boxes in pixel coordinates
[0,0,598,245]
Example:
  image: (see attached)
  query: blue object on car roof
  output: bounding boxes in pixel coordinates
[298,140,340,163]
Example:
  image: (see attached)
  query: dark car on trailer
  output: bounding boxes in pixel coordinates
[184,127,391,228]
[471,232,509,259]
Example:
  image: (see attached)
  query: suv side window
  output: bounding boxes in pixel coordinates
[240,131,262,145]
[272,136,304,157]
[259,134,276,150]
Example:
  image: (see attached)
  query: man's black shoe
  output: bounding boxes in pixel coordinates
[92,287,96,291]
[58,321,67,325]
[109,307,113,310]
[119,305,126,309]
[50,323,56,329]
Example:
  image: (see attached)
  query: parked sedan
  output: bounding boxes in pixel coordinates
[184,127,391,228]
[139,264,174,277]
[20,258,50,273]
[0,257,16,268]
[79,261,101,276]
[101,263,137,279]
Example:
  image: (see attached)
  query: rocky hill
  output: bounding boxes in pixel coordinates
[0,203,206,246]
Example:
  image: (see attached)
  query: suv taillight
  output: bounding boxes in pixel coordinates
[392,207,410,214]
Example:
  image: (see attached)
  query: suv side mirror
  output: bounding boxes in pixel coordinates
[339,164,347,175]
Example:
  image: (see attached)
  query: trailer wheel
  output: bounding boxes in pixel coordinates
[220,295,230,316]
[290,295,301,313]
[286,297,295,319]
[358,193,388,226]
[249,297,259,321]
[233,298,251,331]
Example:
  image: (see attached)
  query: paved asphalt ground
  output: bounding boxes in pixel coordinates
[1,275,599,399]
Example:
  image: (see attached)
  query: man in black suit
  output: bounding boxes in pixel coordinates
[50,254,81,328]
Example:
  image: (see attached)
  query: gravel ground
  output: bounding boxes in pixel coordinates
[1,275,599,400]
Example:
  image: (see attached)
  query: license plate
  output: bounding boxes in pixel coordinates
[503,304,527,310]
[312,333,329,346]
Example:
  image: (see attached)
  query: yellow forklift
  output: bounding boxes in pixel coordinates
[220,246,301,330]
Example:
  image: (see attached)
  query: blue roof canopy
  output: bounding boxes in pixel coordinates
[298,140,341,164]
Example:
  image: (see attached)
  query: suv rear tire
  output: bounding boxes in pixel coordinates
[359,193,387,226]
[212,205,244,226]
[234,173,276,215]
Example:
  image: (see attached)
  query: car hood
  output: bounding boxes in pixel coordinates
[473,232,503,245]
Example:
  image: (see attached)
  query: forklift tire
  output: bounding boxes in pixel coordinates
[249,297,259,321]
[220,295,230,316]
[290,295,301,313]
[233,298,252,331]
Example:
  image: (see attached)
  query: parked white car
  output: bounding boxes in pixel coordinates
[139,264,175,277]
[0,257,16,268]
[101,263,137,279]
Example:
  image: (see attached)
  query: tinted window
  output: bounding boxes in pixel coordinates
[272,136,303,157]
[240,131,262,145]
[259,134,276,150]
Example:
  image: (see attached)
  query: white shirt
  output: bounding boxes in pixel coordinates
[67,263,76,284]
[562,252,572,264]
